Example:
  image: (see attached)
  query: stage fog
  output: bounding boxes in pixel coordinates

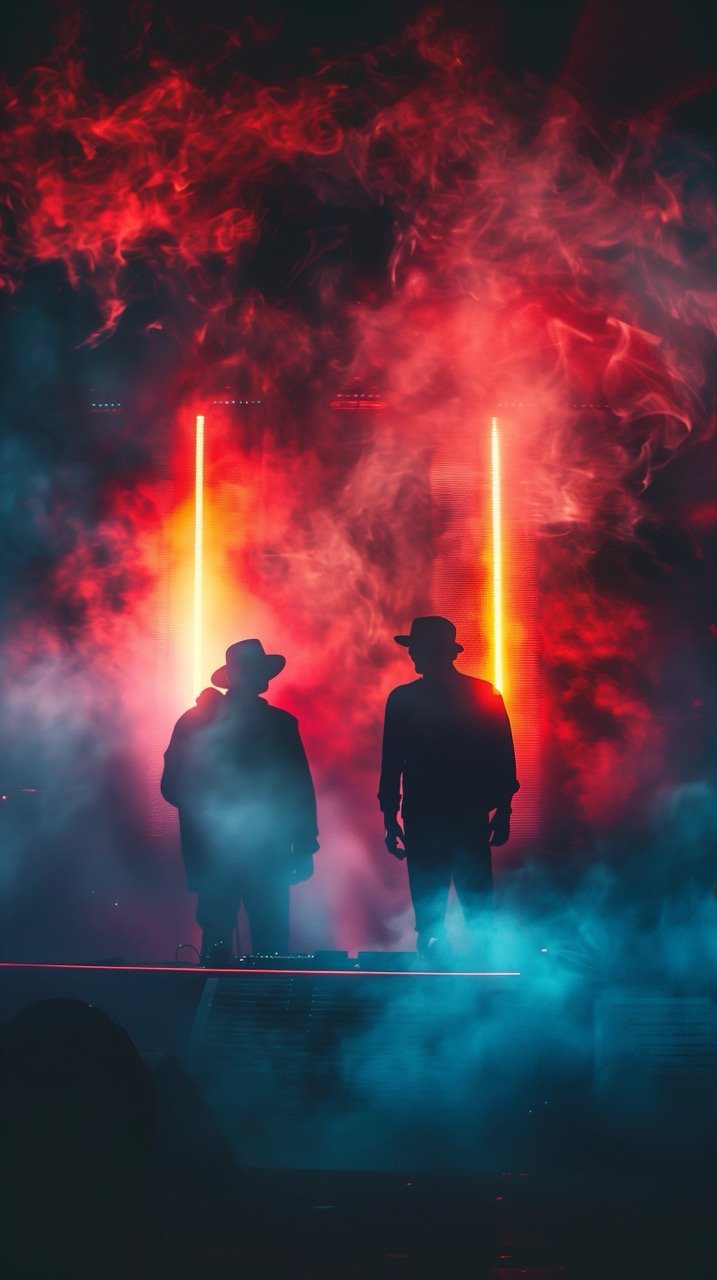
[1,7,715,975]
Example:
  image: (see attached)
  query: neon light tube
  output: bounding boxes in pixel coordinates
[193,414,205,698]
[491,417,503,693]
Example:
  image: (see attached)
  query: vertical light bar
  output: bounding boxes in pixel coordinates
[491,416,504,693]
[193,413,205,698]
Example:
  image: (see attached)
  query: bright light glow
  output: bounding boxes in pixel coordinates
[193,414,205,698]
[491,417,503,693]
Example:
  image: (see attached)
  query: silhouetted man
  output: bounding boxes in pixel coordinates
[161,639,318,964]
[379,616,518,960]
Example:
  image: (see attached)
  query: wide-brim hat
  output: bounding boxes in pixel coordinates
[394,615,463,653]
[211,639,286,688]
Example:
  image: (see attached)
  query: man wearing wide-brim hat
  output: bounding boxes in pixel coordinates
[379,616,518,961]
[161,639,319,964]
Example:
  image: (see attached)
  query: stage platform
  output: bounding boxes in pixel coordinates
[0,958,522,1059]
[1,959,716,1277]
[3,957,715,1166]
[1,959,532,1172]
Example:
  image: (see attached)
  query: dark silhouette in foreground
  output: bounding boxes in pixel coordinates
[161,639,318,963]
[0,998,156,1280]
[379,616,519,960]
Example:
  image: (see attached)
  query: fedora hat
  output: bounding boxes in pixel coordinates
[394,616,463,653]
[211,639,286,689]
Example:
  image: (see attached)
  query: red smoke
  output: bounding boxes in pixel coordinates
[1,8,716,952]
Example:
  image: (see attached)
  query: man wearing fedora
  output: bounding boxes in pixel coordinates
[379,616,518,961]
[161,639,319,964]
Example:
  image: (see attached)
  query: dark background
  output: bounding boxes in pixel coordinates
[3,1,717,127]
[1,1,715,962]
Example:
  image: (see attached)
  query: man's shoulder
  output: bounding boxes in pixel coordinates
[459,673,498,696]
[263,701,299,728]
[457,673,508,718]
[173,688,224,729]
[386,679,422,704]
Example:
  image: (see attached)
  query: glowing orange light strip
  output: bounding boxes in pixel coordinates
[193,414,205,698]
[491,416,504,693]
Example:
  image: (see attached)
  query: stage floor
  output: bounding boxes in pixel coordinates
[0,959,523,1060]
[1,960,715,1277]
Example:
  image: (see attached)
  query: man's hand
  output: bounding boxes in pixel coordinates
[489,807,511,847]
[290,840,318,883]
[384,816,407,860]
[291,855,314,883]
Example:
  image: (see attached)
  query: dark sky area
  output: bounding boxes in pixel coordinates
[3,1,717,123]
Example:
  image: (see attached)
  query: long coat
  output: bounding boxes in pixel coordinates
[161,689,318,891]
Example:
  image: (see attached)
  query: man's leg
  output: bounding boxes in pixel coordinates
[452,830,494,957]
[241,868,291,955]
[195,878,239,965]
[405,827,453,957]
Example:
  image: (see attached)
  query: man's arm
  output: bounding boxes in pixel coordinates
[282,717,319,879]
[487,690,519,847]
[160,721,187,807]
[160,690,224,808]
[378,690,406,859]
